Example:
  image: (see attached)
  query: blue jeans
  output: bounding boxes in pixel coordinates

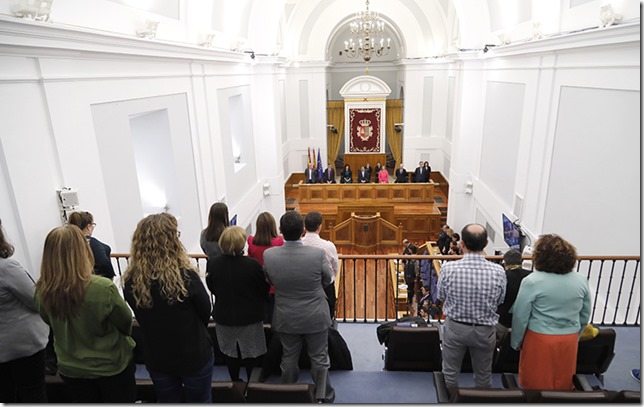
[147,351,214,403]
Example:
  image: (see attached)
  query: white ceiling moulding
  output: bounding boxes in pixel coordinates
[0,15,246,63]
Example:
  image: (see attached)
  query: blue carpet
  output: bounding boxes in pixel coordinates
[135,322,641,403]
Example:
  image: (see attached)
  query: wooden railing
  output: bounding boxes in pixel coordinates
[110,253,640,326]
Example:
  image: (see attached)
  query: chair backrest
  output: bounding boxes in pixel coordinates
[211,381,247,403]
[534,390,610,403]
[385,325,441,371]
[612,390,641,403]
[576,328,616,376]
[450,388,527,403]
[245,382,316,403]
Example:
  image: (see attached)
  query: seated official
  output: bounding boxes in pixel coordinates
[304,164,317,184]
[412,161,425,183]
[374,162,383,183]
[357,166,369,183]
[322,163,336,183]
[395,164,407,183]
[340,164,353,184]
[378,168,389,183]
[364,163,372,182]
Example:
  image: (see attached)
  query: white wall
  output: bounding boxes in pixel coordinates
[446,23,640,256]
[0,18,284,274]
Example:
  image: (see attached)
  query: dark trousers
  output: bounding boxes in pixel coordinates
[324,283,337,320]
[147,351,214,403]
[60,360,136,403]
[0,349,47,403]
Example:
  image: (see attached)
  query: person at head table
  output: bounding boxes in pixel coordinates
[340,164,353,184]
[395,163,407,183]
[322,163,336,184]
[357,166,369,183]
[305,163,317,184]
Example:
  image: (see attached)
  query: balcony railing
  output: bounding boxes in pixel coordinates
[110,253,640,326]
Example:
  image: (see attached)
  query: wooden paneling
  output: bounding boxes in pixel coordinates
[298,183,435,204]
[343,153,386,180]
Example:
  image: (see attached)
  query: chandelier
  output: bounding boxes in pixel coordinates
[344,0,391,62]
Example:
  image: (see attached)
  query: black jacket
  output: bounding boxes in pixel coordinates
[206,255,269,326]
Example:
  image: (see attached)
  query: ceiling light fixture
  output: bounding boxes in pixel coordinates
[344,0,390,63]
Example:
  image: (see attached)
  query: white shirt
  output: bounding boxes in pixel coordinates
[301,232,339,282]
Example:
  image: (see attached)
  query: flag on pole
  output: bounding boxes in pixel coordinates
[317,148,323,182]
[307,147,311,167]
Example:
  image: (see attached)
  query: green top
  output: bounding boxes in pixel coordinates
[510,270,591,350]
[36,275,135,378]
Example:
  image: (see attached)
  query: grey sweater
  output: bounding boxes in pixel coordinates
[0,257,49,362]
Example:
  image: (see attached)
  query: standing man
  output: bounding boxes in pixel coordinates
[305,163,317,184]
[437,224,506,388]
[302,211,339,322]
[364,162,372,182]
[263,211,335,403]
[495,249,532,335]
[322,163,336,184]
[413,161,425,183]
[395,163,407,183]
[357,166,369,183]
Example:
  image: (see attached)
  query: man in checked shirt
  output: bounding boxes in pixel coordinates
[437,223,506,388]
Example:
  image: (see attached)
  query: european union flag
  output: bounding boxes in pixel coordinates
[317,148,323,182]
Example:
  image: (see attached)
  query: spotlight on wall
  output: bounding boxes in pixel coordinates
[326,124,338,134]
[394,123,404,132]
[263,183,270,196]
[483,44,497,53]
[243,49,256,59]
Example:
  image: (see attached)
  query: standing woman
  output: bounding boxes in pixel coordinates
[123,214,213,403]
[378,166,389,183]
[511,234,591,390]
[67,211,115,280]
[247,212,284,323]
[206,226,270,382]
[0,219,49,403]
[340,164,353,184]
[200,202,229,258]
[35,225,135,403]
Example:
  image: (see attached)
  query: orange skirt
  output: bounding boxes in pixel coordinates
[518,329,579,390]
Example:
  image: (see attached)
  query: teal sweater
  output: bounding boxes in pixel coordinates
[36,276,135,378]
[510,270,591,350]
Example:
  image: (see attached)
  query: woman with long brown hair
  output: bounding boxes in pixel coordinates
[35,225,135,403]
[0,218,49,403]
[200,202,229,258]
[123,213,213,403]
[247,212,284,322]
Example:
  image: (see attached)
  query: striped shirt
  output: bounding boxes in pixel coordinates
[437,252,506,326]
[301,232,338,283]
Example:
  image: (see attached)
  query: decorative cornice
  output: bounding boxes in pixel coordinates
[0,15,247,63]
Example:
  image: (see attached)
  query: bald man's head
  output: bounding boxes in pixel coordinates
[461,223,488,252]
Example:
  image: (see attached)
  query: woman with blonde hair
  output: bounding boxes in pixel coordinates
[35,225,135,403]
[206,226,269,382]
[123,213,213,403]
[247,212,284,322]
[511,234,591,390]
[67,211,115,280]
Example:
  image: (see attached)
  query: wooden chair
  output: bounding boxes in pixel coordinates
[212,381,247,403]
[433,371,527,403]
[245,382,316,403]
